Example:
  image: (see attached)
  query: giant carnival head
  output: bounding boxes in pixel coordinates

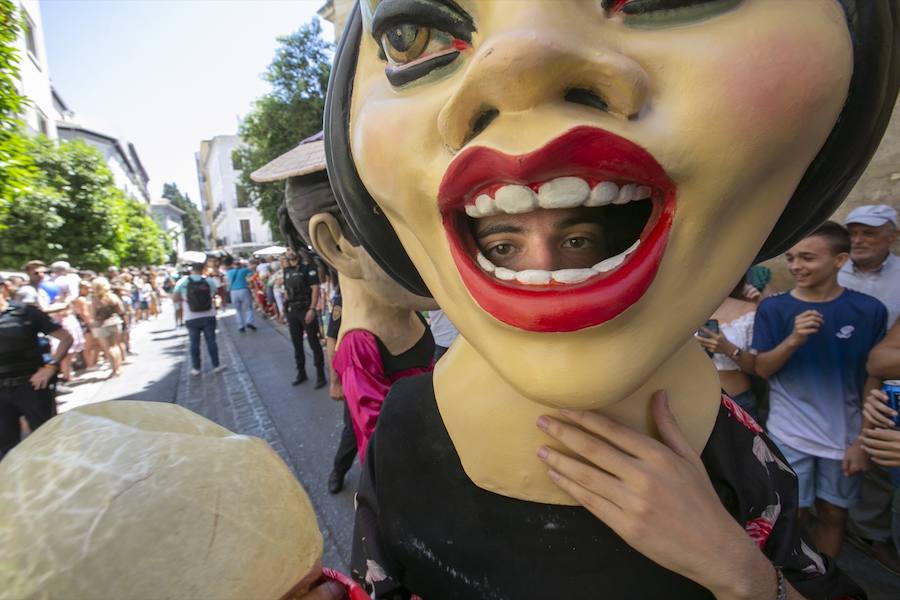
[325,0,899,408]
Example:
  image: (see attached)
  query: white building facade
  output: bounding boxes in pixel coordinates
[150,200,186,258]
[195,135,272,255]
[13,0,56,139]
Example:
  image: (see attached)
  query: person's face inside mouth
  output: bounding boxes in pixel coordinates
[470,201,651,285]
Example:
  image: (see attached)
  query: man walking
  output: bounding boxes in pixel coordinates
[283,249,325,388]
[839,204,900,571]
[753,222,887,559]
[173,261,225,376]
[14,261,50,309]
[225,257,256,333]
[0,281,72,458]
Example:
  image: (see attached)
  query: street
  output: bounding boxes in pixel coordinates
[58,301,356,572]
[56,302,900,599]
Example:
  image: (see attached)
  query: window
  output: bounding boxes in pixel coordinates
[23,13,38,62]
[235,183,250,208]
[36,110,48,136]
[231,151,243,171]
[240,220,252,244]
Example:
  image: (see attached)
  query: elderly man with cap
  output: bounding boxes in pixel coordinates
[839,204,900,327]
[840,204,900,573]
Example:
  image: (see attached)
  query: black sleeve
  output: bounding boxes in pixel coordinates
[351,426,411,600]
[305,266,320,286]
[703,397,867,600]
[25,305,61,336]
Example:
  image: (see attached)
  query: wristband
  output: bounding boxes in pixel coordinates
[729,347,741,359]
[774,567,787,600]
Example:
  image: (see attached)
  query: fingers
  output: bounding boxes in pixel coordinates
[537,445,631,509]
[544,467,625,531]
[651,391,700,464]
[861,428,900,445]
[538,415,637,478]
[555,406,660,459]
[872,456,900,468]
[863,403,897,428]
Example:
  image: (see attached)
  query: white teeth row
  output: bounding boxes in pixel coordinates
[465,177,652,218]
[476,240,641,285]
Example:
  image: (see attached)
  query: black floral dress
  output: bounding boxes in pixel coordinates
[351,373,865,600]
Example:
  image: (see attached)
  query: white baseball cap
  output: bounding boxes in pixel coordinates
[844,204,898,228]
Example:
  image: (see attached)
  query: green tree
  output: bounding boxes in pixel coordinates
[0,0,37,230]
[161,182,205,250]
[121,197,170,267]
[0,138,132,271]
[235,19,332,231]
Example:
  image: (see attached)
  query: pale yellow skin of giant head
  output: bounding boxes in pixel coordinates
[347,0,853,502]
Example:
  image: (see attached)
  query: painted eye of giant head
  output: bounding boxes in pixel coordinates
[604,0,742,28]
[369,0,476,86]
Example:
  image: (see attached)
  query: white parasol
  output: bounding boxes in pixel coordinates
[253,245,287,257]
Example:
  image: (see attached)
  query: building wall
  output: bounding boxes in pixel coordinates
[198,135,272,254]
[762,99,900,292]
[151,205,186,257]
[14,0,56,139]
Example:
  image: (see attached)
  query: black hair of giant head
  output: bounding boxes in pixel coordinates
[325,1,900,299]
[283,169,359,253]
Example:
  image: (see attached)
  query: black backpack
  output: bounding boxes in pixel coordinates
[186,278,212,312]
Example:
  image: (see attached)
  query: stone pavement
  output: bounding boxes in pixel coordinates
[57,302,355,572]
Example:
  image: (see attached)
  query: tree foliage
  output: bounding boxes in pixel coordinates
[0,0,37,230]
[235,19,332,232]
[0,137,168,271]
[162,181,205,251]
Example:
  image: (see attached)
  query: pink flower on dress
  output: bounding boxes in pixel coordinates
[745,500,781,549]
[721,394,763,434]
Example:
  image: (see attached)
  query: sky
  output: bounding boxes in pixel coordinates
[41,0,335,206]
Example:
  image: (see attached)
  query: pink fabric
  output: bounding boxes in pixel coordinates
[333,329,433,462]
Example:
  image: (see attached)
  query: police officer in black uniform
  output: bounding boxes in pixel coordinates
[0,285,73,459]
[283,249,326,389]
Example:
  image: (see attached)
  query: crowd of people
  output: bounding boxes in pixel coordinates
[0,258,180,459]
[697,205,900,570]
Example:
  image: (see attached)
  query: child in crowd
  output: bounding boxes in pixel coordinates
[753,221,887,558]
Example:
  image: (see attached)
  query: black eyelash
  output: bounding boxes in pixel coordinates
[609,0,730,15]
[385,51,459,87]
[371,0,475,43]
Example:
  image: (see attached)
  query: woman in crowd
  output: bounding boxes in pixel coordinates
[273,256,288,324]
[89,277,125,378]
[695,274,760,421]
[71,281,96,369]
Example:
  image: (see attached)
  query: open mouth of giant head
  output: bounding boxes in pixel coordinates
[438,126,676,332]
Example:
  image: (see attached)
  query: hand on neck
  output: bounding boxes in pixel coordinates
[434,336,722,504]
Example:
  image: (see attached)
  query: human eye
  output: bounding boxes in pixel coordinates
[562,236,594,250]
[603,0,742,29]
[371,0,475,86]
[486,242,516,259]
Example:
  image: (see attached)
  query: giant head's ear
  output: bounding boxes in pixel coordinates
[309,213,364,280]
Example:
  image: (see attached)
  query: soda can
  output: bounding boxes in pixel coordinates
[884,380,900,427]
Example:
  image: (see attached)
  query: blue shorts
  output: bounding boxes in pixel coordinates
[767,433,861,509]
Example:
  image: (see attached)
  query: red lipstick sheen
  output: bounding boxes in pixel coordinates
[438,126,676,333]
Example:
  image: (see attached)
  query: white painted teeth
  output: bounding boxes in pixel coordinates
[586,181,618,207]
[464,177,652,217]
[537,177,590,209]
[495,185,537,214]
[475,239,641,286]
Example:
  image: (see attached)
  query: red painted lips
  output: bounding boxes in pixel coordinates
[438,126,676,332]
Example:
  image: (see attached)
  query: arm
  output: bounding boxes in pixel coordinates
[306,285,321,324]
[867,319,900,379]
[537,393,807,600]
[30,315,73,391]
[754,310,823,378]
[696,328,756,375]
